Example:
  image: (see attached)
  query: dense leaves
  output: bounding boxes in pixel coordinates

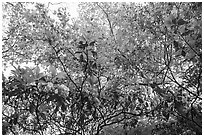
[2,2,202,135]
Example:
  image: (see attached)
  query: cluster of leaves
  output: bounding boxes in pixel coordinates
[2,2,202,135]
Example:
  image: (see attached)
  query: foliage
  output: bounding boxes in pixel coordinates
[2,2,202,135]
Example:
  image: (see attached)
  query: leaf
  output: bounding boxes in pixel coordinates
[173,41,179,51]
[145,102,149,107]
[78,41,88,49]
[128,96,131,102]
[39,112,46,120]
[177,18,188,25]
[2,73,6,82]
[174,49,182,57]
[188,40,196,46]
[13,117,18,125]
[172,18,177,24]
[34,66,40,76]
[2,126,8,135]
[138,98,144,103]
[179,25,186,34]
[185,50,195,59]
[136,107,141,110]
[164,102,168,108]
[11,69,19,78]
[181,30,194,36]
[79,54,84,62]
[170,106,174,111]
[75,51,82,54]
[59,84,69,91]
[87,101,92,110]
[38,76,46,83]
[91,51,97,58]
[152,110,155,116]
[29,102,35,114]
[49,65,56,76]
[130,119,138,127]
[12,113,18,125]
[181,50,186,57]
[93,110,98,119]
[56,72,66,79]
[61,103,67,112]
[89,41,96,46]
[162,110,170,121]
[92,62,97,69]
[24,73,35,84]
[78,114,85,126]
[47,95,57,102]
[73,57,78,60]
[164,14,175,27]
[54,106,59,114]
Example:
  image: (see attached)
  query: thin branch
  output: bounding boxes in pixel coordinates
[48,39,79,90]
[2,39,17,54]
[179,33,201,58]
[168,68,202,100]
[96,3,114,37]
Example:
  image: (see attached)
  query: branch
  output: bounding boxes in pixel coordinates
[96,109,144,134]
[96,3,114,37]
[168,68,202,100]
[179,32,201,58]
[2,39,17,54]
[48,39,79,90]
[5,2,14,7]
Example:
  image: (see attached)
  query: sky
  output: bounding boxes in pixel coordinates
[44,2,79,18]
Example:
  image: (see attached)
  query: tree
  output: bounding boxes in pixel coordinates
[2,2,202,135]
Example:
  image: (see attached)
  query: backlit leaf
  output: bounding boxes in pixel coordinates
[49,65,56,76]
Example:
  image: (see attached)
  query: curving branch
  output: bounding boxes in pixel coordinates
[96,3,114,37]
[47,38,79,90]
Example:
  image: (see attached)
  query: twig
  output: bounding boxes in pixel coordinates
[48,39,79,90]
[96,3,114,37]
[168,68,201,100]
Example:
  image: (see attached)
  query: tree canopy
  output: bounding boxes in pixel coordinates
[2,2,202,135]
